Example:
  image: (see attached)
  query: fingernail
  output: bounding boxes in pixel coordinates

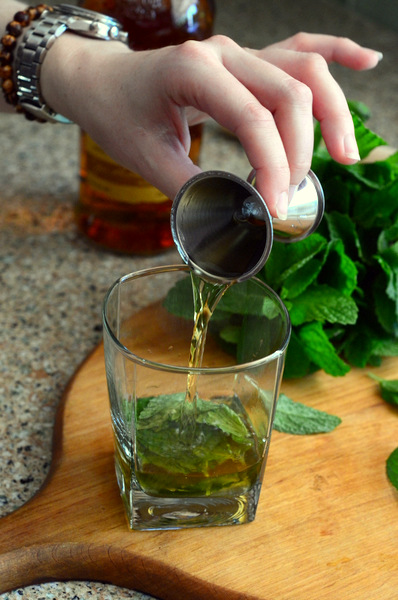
[364,48,383,62]
[344,133,361,161]
[276,191,288,220]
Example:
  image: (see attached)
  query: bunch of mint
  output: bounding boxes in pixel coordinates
[259,101,398,378]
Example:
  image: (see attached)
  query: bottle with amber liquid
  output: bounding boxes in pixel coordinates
[76,0,215,254]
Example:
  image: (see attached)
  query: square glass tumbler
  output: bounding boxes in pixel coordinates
[102,265,291,531]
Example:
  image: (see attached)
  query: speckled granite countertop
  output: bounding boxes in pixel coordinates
[1,0,397,598]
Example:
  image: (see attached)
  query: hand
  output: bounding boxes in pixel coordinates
[41,32,382,218]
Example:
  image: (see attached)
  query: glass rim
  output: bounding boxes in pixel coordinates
[102,264,291,374]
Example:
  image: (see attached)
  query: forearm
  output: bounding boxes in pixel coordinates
[40,31,130,126]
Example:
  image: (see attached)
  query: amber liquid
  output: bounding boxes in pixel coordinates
[182,272,232,434]
[76,1,215,254]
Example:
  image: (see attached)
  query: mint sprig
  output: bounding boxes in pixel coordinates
[368,374,398,490]
[273,394,341,434]
[386,447,398,491]
[368,373,398,406]
[265,103,398,378]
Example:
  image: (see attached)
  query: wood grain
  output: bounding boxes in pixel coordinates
[0,303,397,599]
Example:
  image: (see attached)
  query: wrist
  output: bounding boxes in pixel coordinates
[40,32,129,126]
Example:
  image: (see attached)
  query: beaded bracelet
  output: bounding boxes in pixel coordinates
[0,4,51,119]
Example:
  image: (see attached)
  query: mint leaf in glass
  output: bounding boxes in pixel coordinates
[136,393,253,475]
[134,393,263,497]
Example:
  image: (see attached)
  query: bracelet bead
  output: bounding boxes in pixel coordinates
[7,21,24,37]
[0,64,12,78]
[1,34,17,49]
[0,4,52,118]
[2,77,13,94]
[0,48,12,63]
[14,11,31,26]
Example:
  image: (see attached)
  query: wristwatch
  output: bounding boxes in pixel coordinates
[15,4,129,123]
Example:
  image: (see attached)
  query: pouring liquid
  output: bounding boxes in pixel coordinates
[181,272,233,436]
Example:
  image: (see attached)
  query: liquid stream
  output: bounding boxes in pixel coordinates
[181,272,232,436]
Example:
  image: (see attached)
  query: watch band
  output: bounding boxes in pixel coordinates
[16,11,72,123]
[14,5,128,123]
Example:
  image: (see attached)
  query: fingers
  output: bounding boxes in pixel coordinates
[220,44,315,184]
[266,32,383,70]
[255,33,382,165]
[256,46,363,164]
[166,37,317,217]
[147,32,379,216]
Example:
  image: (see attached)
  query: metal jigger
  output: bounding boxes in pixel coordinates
[171,169,325,283]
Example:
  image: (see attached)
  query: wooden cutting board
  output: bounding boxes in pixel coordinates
[0,302,397,599]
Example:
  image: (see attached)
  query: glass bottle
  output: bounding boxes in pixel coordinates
[76,0,215,254]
